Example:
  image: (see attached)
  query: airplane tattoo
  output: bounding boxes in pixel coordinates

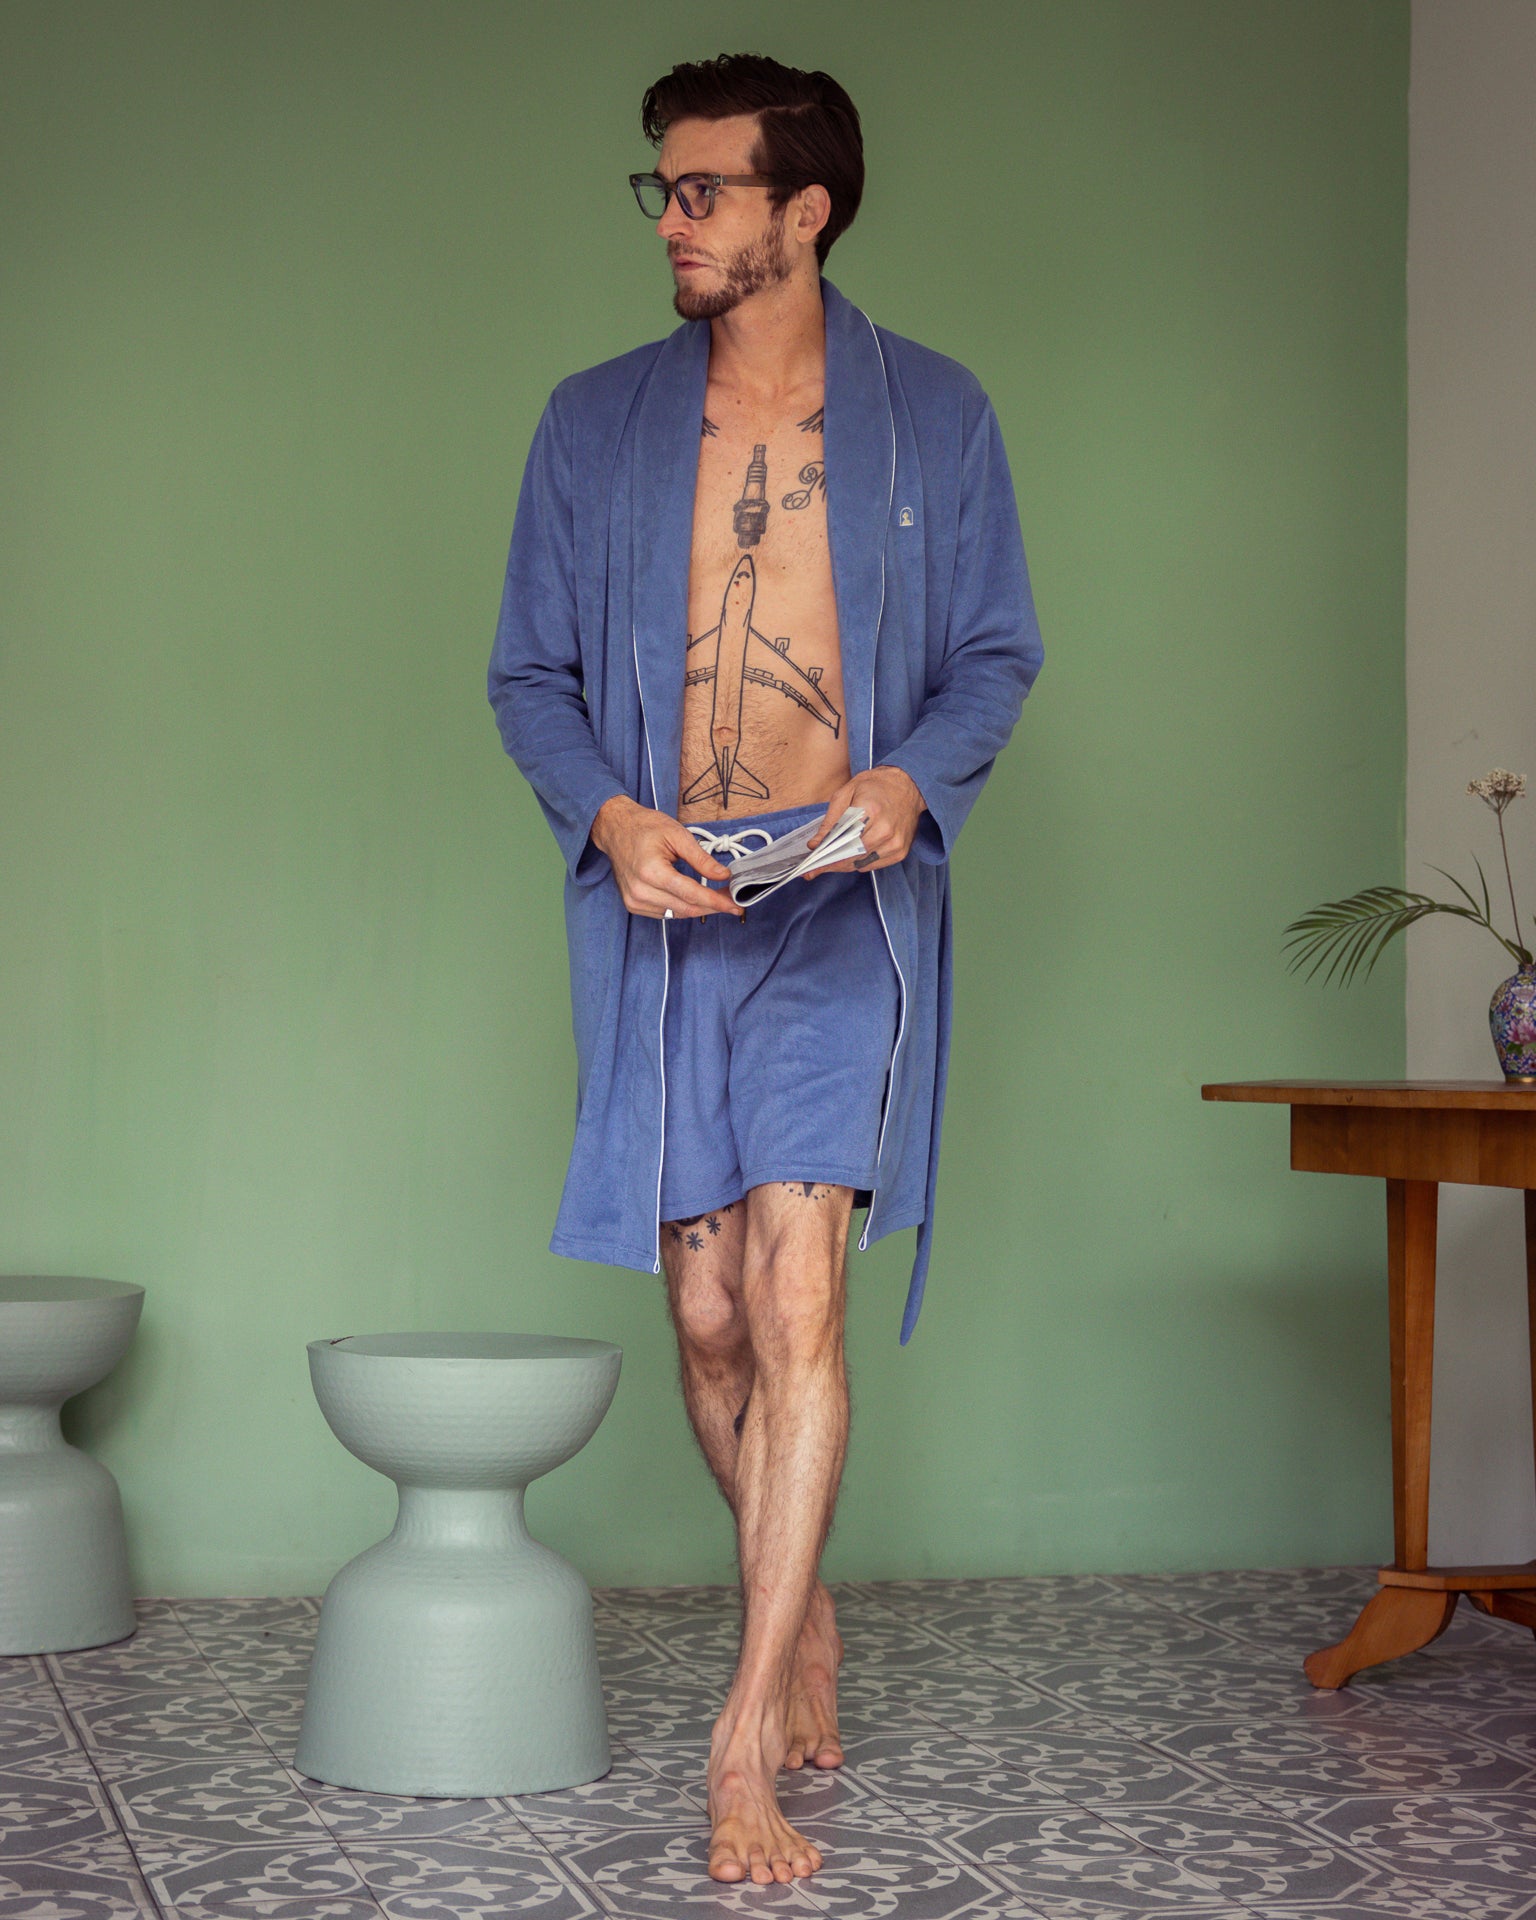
[682,444,841,809]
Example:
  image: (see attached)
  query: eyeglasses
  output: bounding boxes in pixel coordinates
[628,171,775,220]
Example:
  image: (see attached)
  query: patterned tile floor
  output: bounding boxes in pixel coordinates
[3,1567,1535,1918]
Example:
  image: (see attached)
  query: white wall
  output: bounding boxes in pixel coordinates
[1408,0,1536,1564]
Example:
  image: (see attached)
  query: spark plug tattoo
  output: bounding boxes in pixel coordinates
[733,444,770,548]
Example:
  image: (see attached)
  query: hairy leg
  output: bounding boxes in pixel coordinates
[661,1201,753,1506]
[662,1195,846,1776]
[699,1180,853,1884]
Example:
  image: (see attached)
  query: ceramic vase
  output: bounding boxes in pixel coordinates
[1489,960,1536,1082]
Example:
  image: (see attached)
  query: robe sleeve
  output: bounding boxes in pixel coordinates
[878,386,1044,863]
[487,384,628,887]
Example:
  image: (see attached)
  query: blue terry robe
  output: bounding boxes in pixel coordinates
[488,278,1043,1343]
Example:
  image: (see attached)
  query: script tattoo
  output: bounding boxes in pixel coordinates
[797,407,824,433]
[701,415,719,438]
[680,441,842,810]
[782,461,825,510]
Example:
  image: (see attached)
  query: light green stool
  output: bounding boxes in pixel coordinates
[0,1276,145,1654]
[294,1332,622,1798]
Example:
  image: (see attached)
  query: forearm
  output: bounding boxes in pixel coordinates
[590,791,645,857]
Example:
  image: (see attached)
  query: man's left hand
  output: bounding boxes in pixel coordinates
[804,764,927,875]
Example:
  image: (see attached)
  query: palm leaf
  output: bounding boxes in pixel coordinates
[1428,861,1490,921]
[1282,887,1452,985]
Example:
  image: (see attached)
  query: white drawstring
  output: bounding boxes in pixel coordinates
[686,824,773,868]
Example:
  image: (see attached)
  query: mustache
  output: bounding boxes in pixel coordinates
[668,244,714,265]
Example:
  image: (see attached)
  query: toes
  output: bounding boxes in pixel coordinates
[748,1846,773,1886]
[771,1854,793,1882]
[783,1745,805,1770]
[707,1852,746,1883]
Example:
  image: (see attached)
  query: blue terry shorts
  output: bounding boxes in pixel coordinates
[658,800,901,1223]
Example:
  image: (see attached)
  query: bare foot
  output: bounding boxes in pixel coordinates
[783,1579,845,1770]
[706,1712,824,1884]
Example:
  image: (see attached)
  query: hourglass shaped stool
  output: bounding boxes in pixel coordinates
[0,1276,145,1654]
[295,1332,622,1798]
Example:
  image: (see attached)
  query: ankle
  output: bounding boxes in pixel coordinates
[711,1692,787,1755]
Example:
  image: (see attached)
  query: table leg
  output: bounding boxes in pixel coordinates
[1527,1190,1536,1520]
[1305,1179,1455,1687]
[1459,1193,1536,1639]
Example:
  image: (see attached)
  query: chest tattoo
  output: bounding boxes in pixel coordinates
[682,432,842,810]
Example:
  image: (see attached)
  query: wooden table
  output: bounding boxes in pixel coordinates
[1202,1080,1536,1687]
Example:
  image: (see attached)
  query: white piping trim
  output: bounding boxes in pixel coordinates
[856,310,910,1255]
[632,620,669,1275]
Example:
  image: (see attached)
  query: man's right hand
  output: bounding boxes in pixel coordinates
[590,796,745,920]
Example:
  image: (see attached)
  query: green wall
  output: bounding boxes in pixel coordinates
[0,0,1407,1593]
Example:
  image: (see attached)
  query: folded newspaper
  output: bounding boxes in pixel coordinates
[719,807,869,906]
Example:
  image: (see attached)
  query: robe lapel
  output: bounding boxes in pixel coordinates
[627,282,891,815]
[630,315,710,819]
[821,279,895,774]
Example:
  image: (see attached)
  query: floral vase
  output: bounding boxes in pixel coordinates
[1489,961,1536,1082]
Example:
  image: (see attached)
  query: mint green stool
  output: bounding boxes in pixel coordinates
[0,1276,144,1654]
[294,1332,622,1798]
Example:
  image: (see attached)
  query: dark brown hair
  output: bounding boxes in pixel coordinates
[640,53,864,266]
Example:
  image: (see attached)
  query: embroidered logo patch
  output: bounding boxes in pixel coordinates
[898,506,914,528]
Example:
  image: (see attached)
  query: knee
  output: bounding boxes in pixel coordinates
[744,1253,843,1360]
[670,1274,747,1360]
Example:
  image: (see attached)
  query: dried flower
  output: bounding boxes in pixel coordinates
[1467,768,1527,815]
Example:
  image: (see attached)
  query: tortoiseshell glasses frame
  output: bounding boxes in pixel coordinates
[628,171,777,219]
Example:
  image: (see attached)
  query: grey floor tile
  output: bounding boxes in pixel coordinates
[836,1731,1058,1824]
[867,1576,1133,1615]
[0,1702,93,1786]
[0,1659,55,1706]
[0,1829,162,1917]
[347,1834,601,1917]
[303,1784,532,1844]
[0,1769,125,1862]
[887,1666,1082,1738]
[601,1677,730,1747]
[108,1754,334,1850]
[1251,1890,1536,1920]
[920,1607,1246,1666]
[788,1813,1026,1918]
[1089,1795,1380,1908]
[917,1801,1238,1914]
[1300,1792,1536,1901]
[141,1838,385,1917]
[1339,1643,1536,1717]
[508,1749,708,1836]
[997,1657,1388,1728]
[1145,1711,1536,1798]
[969,1723,1272,1811]
[47,1642,217,1703]
[59,1690,273,1775]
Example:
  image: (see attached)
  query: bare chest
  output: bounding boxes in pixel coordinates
[679,402,849,820]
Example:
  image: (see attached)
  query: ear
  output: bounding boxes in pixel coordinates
[792,183,831,249]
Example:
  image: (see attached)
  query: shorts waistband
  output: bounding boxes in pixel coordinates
[683,801,825,858]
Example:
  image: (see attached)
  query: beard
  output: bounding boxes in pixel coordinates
[671,206,792,320]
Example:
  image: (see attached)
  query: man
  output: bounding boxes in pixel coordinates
[488,53,1042,1886]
